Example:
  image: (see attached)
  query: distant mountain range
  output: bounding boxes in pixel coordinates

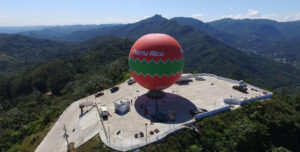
[0,26,52,34]
[19,24,117,41]
[0,15,299,92]
[0,24,117,34]
[173,17,300,64]
[6,15,299,65]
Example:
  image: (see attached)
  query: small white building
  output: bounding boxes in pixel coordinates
[114,99,130,114]
[101,105,108,117]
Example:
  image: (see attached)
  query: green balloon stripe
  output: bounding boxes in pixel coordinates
[129,57,184,77]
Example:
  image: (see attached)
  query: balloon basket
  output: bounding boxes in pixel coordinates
[147,90,165,99]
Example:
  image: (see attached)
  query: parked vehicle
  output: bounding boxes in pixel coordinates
[233,85,248,93]
[95,91,104,97]
[190,109,200,116]
[190,108,208,116]
[127,77,136,85]
[110,86,119,93]
[195,76,205,81]
[199,108,208,112]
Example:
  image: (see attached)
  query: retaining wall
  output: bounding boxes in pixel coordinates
[240,94,273,105]
[195,106,230,120]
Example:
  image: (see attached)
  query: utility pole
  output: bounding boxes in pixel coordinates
[145,123,148,143]
[108,125,111,145]
[230,95,232,107]
[63,124,70,152]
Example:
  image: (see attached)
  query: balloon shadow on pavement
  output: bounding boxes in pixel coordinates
[134,92,197,124]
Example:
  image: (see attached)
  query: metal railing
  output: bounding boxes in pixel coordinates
[195,106,231,120]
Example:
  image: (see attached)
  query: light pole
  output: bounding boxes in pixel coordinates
[63,124,70,152]
[145,123,148,143]
[230,95,232,107]
[108,125,111,146]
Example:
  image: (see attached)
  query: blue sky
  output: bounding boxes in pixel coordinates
[0,0,300,26]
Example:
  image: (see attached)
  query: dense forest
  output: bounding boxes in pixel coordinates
[0,15,300,152]
[0,37,132,151]
[0,34,74,74]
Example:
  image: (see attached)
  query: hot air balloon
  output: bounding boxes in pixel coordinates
[129,33,184,97]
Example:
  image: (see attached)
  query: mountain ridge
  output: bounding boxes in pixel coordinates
[173,17,300,64]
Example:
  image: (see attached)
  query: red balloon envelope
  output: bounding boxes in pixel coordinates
[129,33,184,91]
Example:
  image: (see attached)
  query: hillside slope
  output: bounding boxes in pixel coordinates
[19,24,117,41]
[3,15,300,91]
[173,17,300,64]
[0,35,72,73]
[0,36,132,152]
[208,18,300,63]
[61,15,300,91]
[0,34,124,74]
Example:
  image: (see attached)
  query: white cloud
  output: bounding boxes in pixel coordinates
[224,9,260,19]
[143,16,150,19]
[214,9,300,22]
[247,9,260,17]
[261,13,281,21]
[215,9,300,22]
[282,12,300,21]
[192,14,204,20]
[261,12,300,22]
